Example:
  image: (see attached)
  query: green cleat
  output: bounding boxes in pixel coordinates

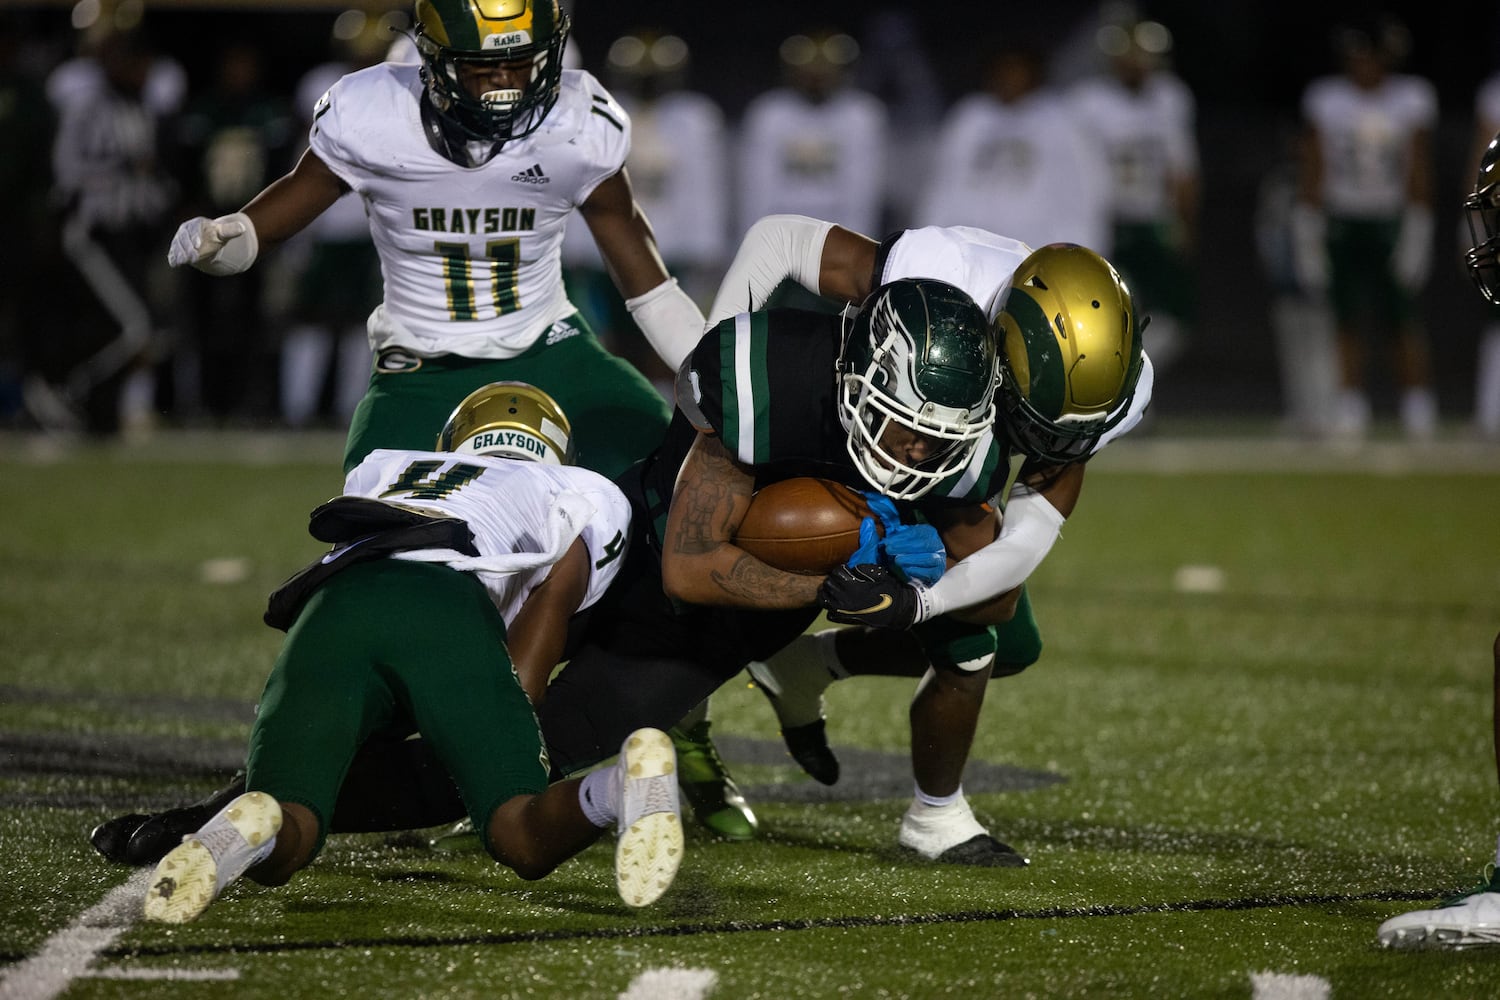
[669,721,758,841]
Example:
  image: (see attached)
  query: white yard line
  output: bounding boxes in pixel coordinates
[1250,970,1332,1000]
[618,967,718,1000]
[0,870,238,999]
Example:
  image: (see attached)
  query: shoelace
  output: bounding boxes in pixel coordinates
[624,774,680,820]
[1440,862,1499,907]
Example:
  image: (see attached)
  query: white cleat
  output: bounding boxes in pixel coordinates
[1378,871,1500,949]
[898,795,1027,868]
[614,728,684,908]
[143,791,281,924]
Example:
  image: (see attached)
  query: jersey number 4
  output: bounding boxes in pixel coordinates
[436,239,520,321]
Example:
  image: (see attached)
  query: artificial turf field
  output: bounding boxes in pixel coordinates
[3,426,1500,999]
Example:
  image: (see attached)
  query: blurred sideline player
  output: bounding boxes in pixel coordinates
[1376,135,1500,948]
[559,28,728,399]
[701,214,1152,862]
[735,28,888,244]
[915,36,1111,256]
[141,382,683,923]
[165,0,703,481]
[1070,14,1199,373]
[1293,15,1438,440]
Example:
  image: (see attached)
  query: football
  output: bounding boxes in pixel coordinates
[734,477,876,574]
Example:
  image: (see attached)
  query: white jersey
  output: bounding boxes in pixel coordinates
[1302,73,1437,218]
[1069,72,1198,223]
[310,64,630,358]
[914,90,1112,254]
[344,450,631,626]
[735,86,889,238]
[879,226,1153,456]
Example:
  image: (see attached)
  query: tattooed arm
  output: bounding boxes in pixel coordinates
[658,433,825,609]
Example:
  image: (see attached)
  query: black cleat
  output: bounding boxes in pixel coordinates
[90,814,151,864]
[931,834,1029,868]
[780,719,840,786]
[90,773,249,867]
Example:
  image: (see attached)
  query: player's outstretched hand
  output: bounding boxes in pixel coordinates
[819,563,923,630]
[167,212,259,275]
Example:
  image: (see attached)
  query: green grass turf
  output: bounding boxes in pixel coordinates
[3,431,1500,998]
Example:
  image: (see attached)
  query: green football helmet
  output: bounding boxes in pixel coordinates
[838,278,998,501]
[1466,132,1500,304]
[437,381,575,465]
[414,0,569,143]
[994,244,1143,465]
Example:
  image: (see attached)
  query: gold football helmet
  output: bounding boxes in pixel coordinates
[437,381,574,465]
[414,0,569,143]
[994,244,1144,464]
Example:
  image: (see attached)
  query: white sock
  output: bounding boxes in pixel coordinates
[578,767,619,828]
[1399,386,1438,439]
[914,783,963,809]
[280,326,332,427]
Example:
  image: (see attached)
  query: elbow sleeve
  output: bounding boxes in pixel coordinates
[625,277,707,371]
[706,214,833,325]
[920,489,1066,619]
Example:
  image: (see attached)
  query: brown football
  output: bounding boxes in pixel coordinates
[734,477,876,574]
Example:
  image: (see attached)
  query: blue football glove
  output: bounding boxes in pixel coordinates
[844,493,946,587]
[862,492,903,533]
[879,521,946,586]
[846,516,884,568]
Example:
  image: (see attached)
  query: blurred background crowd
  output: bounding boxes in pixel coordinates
[3,0,1500,441]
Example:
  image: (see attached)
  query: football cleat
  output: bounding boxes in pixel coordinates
[1377,865,1500,949]
[143,791,281,924]
[90,813,151,864]
[898,795,1028,867]
[930,834,1029,868]
[669,721,759,841]
[92,773,248,867]
[614,728,684,908]
[428,818,483,853]
[747,635,841,785]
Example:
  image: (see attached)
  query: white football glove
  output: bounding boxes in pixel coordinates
[1392,204,1434,292]
[167,212,259,275]
[1289,203,1328,293]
